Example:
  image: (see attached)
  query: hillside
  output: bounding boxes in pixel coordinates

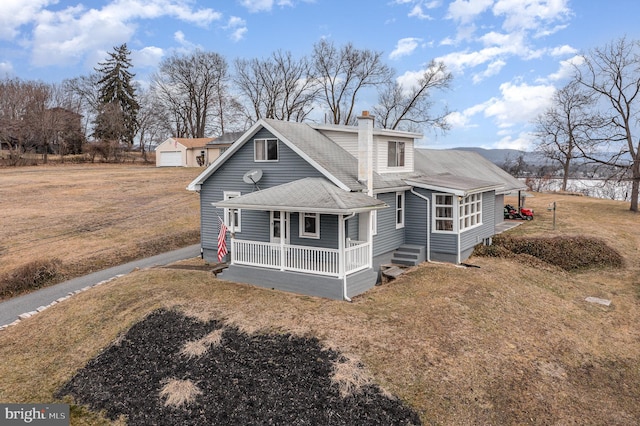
[1,183,639,425]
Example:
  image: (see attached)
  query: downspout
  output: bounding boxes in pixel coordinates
[341,212,356,302]
[410,188,430,262]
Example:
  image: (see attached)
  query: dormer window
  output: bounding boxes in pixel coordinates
[387,141,405,167]
[254,138,278,161]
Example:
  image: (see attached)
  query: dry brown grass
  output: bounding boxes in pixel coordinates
[1,191,639,424]
[330,355,373,398]
[180,329,224,358]
[159,378,202,408]
[0,163,201,297]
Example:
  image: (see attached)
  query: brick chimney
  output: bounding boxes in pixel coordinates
[358,111,374,197]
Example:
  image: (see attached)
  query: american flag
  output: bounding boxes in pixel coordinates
[217,218,228,262]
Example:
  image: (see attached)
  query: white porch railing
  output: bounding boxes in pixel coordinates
[231,239,370,277]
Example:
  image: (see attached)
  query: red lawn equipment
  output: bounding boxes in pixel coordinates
[504,204,534,220]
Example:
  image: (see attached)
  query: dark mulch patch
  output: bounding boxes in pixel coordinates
[56,309,421,425]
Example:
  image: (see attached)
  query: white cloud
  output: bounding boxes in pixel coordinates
[545,54,583,81]
[132,46,164,68]
[549,44,577,56]
[0,61,14,77]
[389,37,422,60]
[239,0,274,12]
[493,0,572,33]
[472,59,506,83]
[494,132,535,150]
[28,1,221,68]
[408,5,432,20]
[447,0,493,24]
[0,0,52,40]
[225,16,248,42]
[484,80,555,128]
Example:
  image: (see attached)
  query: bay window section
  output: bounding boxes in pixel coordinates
[459,193,482,230]
[434,194,453,232]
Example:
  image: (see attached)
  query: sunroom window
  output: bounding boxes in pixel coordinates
[434,194,453,231]
[459,193,482,230]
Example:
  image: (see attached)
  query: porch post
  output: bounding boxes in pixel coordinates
[338,214,345,278]
[280,210,285,271]
[358,211,372,268]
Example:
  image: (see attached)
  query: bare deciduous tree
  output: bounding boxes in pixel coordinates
[574,37,640,211]
[235,50,319,123]
[312,40,393,125]
[373,60,452,133]
[533,80,605,191]
[152,50,235,138]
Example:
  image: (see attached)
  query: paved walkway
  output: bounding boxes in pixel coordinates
[0,244,201,328]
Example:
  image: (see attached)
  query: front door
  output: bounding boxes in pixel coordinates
[271,211,290,244]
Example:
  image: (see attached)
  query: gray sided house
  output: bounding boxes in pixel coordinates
[188,115,525,300]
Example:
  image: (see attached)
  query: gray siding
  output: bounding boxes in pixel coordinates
[405,189,429,247]
[495,193,505,225]
[372,191,405,256]
[219,264,377,300]
[199,128,326,255]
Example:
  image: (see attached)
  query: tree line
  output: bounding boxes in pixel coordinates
[0,41,452,164]
[534,36,640,211]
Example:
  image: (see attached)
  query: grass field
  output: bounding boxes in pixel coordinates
[1,165,639,425]
[0,163,202,297]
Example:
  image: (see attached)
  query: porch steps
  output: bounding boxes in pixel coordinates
[390,244,426,267]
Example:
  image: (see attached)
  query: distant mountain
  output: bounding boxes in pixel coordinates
[450,147,548,167]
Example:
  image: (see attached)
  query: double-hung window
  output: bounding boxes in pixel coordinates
[299,212,320,239]
[254,138,278,161]
[434,194,454,232]
[387,141,405,167]
[223,191,241,232]
[459,193,482,230]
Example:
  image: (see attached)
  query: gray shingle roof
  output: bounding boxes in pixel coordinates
[405,173,504,196]
[414,149,526,194]
[214,177,388,214]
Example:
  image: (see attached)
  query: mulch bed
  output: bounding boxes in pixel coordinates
[57,309,421,425]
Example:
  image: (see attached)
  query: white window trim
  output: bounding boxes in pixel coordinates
[433,193,455,234]
[395,191,405,229]
[299,212,320,239]
[254,138,279,162]
[459,192,482,231]
[432,192,483,233]
[223,191,241,232]
[270,211,290,243]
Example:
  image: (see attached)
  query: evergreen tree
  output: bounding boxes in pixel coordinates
[94,44,139,146]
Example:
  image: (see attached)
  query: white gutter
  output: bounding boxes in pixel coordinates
[410,188,431,262]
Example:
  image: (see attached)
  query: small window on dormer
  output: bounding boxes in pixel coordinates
[387,141,405,167]
[255,138,278,161]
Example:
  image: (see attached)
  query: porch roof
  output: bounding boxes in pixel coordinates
[214,177,388,214]
[405,173,504,197]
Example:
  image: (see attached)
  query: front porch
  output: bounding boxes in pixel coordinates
[231,238,371,278]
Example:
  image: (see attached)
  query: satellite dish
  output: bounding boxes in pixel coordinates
[242,169,263,188]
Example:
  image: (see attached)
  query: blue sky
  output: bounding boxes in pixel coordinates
[1,0,638,150]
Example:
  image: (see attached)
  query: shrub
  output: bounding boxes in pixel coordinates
[0,258,63,297]
[476,235,624,271]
